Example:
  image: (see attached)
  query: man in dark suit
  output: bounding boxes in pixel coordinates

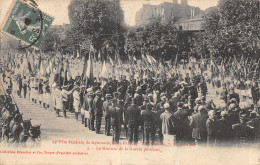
[141,99,155,145]
[108,99,121,144]
[173,102,193,144]
[103,94,112,136]
[93,90,103,134]
[227,87,240,106]
[126,98,141,144]
[190,106,208,146]
[188,81,198,104]
[206,110,219,146]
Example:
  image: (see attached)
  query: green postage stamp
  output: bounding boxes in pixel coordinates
[1,0,54,49]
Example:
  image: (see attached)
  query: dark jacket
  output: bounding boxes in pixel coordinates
[173,109,192,140]
[108,106,120,126]
[141,110,155,128]
[206,118,219,142]
[102,100,111,117]
[93,96,103,116]
[126,104,141,126]
[218,118,232,141]
[227,93,240,105]
[190,112,208,140]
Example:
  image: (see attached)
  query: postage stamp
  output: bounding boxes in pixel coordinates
[1,0,54,49]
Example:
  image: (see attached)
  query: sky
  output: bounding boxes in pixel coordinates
[0,0,218,27]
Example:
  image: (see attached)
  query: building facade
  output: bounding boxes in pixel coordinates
[135,0,202,27]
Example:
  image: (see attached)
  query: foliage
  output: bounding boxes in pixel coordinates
[39,27,60,52]
[196,0,260,59]
[66,0,126,58]
[124,19,192,61]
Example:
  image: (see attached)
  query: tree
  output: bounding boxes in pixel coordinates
[197,0,260,59]
[66,0,126,59]
[39,27,59,52]
[124,19,192,62]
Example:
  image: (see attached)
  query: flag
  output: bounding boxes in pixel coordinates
[101,61,108,88]
[116,52,122,65]
[82,52,89,81]
[40,60,49,76]
[146,54,157,65]
[86,52,94,86]
[133,55,137,62]
[101,61,107,78]
[151,55,156,63]
[76,49,80,58]
[38,55,42,70]
[98,51,101,62]
[108,55,114,65]
[27,56,32,73]
[146,54,152,64]
[174,53,178,69]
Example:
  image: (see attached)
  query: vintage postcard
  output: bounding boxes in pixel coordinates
[0,0,259,165]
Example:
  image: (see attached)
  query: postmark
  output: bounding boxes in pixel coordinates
[1,0,54,49]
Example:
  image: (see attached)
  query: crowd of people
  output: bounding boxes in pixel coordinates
[1,61,260,147]
[0,81,41,146]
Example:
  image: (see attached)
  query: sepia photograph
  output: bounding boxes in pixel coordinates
[0,0,259,164]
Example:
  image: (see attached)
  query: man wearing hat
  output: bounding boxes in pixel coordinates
[43,80,51,110]
[73,85,81,120]
[123,96,133,138]
[22,76,28,99]
[227,87,240,107]
[82,89,91,127]
[147,93,155,106]
[227,103,240,125]
[141,98,155,145]
[185,73,191,84]
[61,85,69,117]
[34,78,40,105]
[155,95,167,112]
[38,79,44,108]
[198,78,208,100]
[54,85,62,117]
[17,76,22,98]
[251,81,259,107]
[134,86,143,107]
[126,98,141,144]
[218,111,232,144]
[60,85,77,118]
[108,98,121,144]
[193,97,202,114]
[102,94,112,136]
[219,86,228,104]
[169,92,180,112]
[160,103,176,145]
[93,90,103,134]
[173,102,192,144]
[103,94,112,136]
[232,111,254,146]
[189,106,209,146]
[206,110,219,146]
[29,77,35,103]
[85,91,95,130]
[247,111,260,143]
[188,81,198,105]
